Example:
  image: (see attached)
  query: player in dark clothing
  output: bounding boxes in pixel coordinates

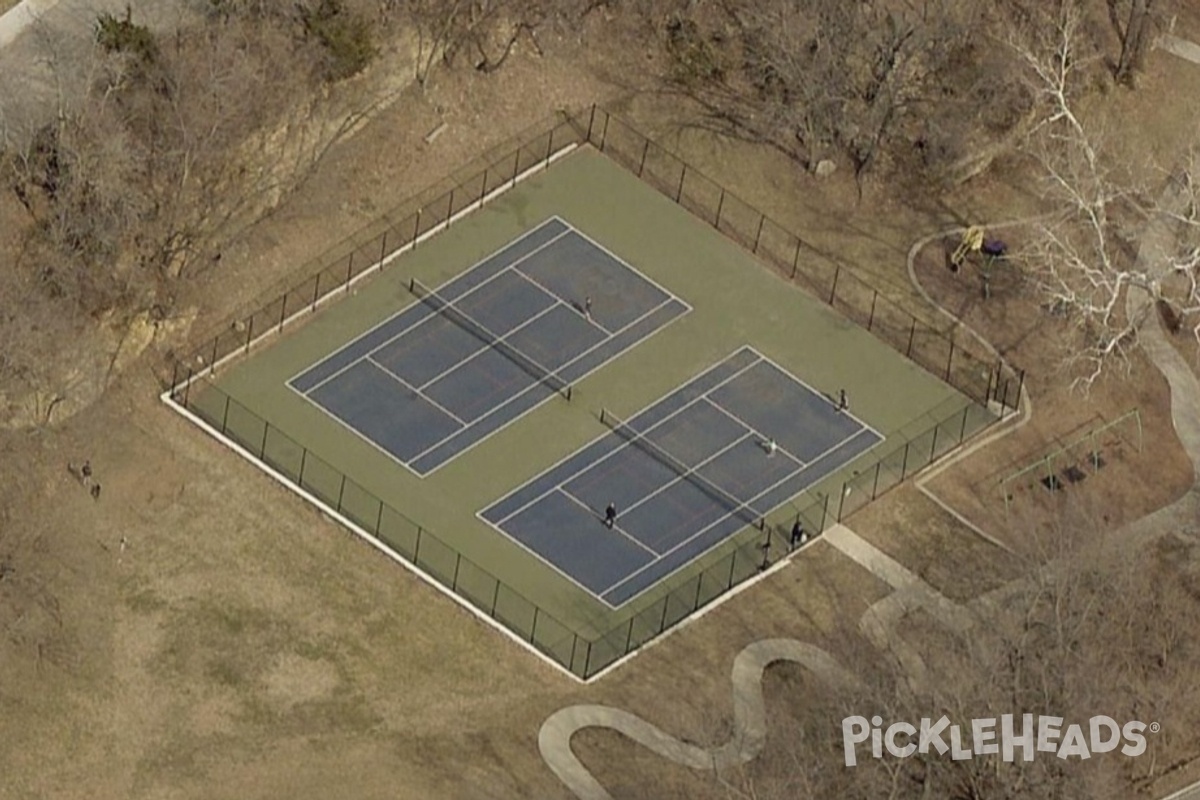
[604,502,617,529]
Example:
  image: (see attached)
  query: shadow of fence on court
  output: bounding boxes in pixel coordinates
[163,106,1022,682]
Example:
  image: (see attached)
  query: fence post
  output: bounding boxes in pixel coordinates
[221,394,231,433]
[959,405,970,442]
[828,266,840,306]
[414,527,422,564]
[715,189,725,229]
[413,209,421,247]
[599,112,610,151]
[638,139,649,177]
[182,366,194,408]
[278,294,288,333]
[753,215,765,253]
[900,441,910,480]
[659,597,670,631]
[944,338,955,382]
[726,552,737,589]
[545,127,554,164]
[820,492,829,530]
[379,231,388,268]
[624,618,635,652]
[336,475,346,512]
[511,149,520,188]
[930,426,940,464]
[906,318,916,357]
[836,482,847,522]
[867,290,878,331]
[586,104,596,142]
[1014,370,1026,412]
[693,576,703,611]
[480,168,489,205]
[209,338,219,376]
[375,500,384,536]
[530,607,539,643]
[675,165,686,203]
[446,189,455,227]
[299,449,308,485]
[259,422,269,459]
[584,640,593,679]
[872,461,882,500]
[452,554,461,591]
[792,239,801,279]
[312,272,321,311]
[244,316,254,354]
[490,580,500,617]
[569,636,578,673]
[345,252,353,291]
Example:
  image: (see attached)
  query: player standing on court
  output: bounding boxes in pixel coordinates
[604,501,617,528]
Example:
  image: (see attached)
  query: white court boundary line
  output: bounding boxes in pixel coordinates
[171,142,581,392]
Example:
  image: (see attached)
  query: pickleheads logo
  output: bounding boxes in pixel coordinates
[842,715,1158,767]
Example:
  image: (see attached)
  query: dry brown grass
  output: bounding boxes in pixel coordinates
[2,8,1200,800]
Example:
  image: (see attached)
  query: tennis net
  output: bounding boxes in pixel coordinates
[600,409,764,530]
[410,278,572,401]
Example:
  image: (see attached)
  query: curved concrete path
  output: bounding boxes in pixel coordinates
[539,37,1200,800]
[538,640,858,800]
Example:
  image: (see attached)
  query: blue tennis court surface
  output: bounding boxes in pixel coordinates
[479,347,884,607]
[288,217,689,475]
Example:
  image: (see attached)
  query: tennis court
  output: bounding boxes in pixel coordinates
[480,347,883,606]
[287,216,689,475]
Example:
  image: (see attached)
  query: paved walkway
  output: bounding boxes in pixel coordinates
[539,35,1200,799]
[0,0,194,148]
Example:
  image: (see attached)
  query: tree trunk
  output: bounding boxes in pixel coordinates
[1116,0,1154,86]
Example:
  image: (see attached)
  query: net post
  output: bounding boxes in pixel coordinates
[638,139,649,177]
[753,215,764,253]
[828,266,839,305]
[867,290,878,331]
[715,189,724,228]
[675,164,686,203]
[659,597,670,631]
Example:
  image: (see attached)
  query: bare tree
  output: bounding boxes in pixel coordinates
[1010,0,1200,388]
